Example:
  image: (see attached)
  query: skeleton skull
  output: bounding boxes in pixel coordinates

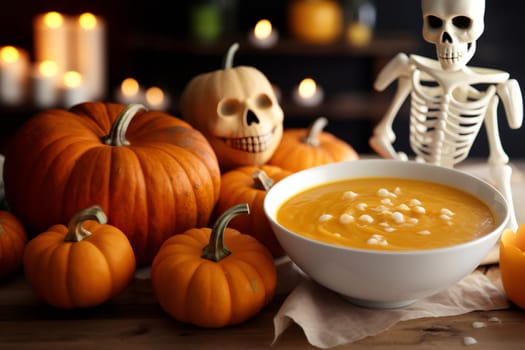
[421,0,485,71]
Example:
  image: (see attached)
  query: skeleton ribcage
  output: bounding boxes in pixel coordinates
[409,74,496,167]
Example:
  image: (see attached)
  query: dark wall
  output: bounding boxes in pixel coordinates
[0,0,524,158]
[1,0,522,79]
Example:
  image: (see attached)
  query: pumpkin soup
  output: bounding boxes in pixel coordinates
[276,177,495,251]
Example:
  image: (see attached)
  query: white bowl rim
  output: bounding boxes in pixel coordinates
[264,159,509,256]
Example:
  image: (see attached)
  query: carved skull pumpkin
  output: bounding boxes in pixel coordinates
[421,0,485,71]
[180,43,284,171]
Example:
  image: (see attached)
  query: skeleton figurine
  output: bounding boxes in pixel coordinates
[370,0,523,230]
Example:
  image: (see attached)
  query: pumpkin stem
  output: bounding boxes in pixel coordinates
[103,104,148,146]
[253,170,274,191]
[223,42,240,69]
[64,205,108,242]
[202,203,250,262]
[301,116,328,147]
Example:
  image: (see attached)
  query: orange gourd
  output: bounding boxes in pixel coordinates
[151,204,277,328]
[288,0,343,44]
[23,206,136,309]
[3,102,221,265]
[499,225,525,309]
[268,117,359,172]
[213,165,291,256]
[0,210,28,278]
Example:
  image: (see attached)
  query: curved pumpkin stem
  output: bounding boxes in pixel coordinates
[202,203,250,262]
[64,205,108,242]
[223,42,240,69]
[301,116,328,147]
[103,104,148,146]
[253,170,274,191]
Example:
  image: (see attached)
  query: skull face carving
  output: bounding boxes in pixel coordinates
[180,65,284,171]
[421,0,485,71]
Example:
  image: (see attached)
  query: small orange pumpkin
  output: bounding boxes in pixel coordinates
[23,205,136,309]
[268,117,359,172]
[0,210,28,278]
[151,204,277,328]
[213,165,291,256]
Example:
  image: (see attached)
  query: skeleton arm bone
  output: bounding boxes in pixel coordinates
[374,53,411,91]
[370,53,412,159]
[485,92,518,230]
[497,79,523,130]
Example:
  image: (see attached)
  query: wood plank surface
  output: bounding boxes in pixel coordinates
[2,266,525,349]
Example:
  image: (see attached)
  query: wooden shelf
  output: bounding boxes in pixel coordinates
[124,32,418,58]
[0,33,419,155]
[280,92,394,122]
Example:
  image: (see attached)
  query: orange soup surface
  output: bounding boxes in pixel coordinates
[276,177,496,251]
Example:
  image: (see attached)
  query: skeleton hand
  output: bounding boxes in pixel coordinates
[369,124,407,160]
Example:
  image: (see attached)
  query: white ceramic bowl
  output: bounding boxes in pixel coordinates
[264,159,509,308]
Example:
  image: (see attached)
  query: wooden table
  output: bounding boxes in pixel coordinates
[2,160,525,349]
[2,265,525,349]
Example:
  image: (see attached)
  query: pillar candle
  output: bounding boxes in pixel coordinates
[73,13,106,101]
[0,46,29,105]
[31,60,59,108]
[33,12,71,81]
[61,70,86,108]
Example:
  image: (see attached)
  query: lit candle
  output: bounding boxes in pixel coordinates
[31,60,59,108]
[115,78,144,105]
[73,13,106,100]
[0,46,29,105]
[33,12,70,80]
[145,86,170,111]
[292,78,324,107]
[249,19,279,49]
[61,70,86,108]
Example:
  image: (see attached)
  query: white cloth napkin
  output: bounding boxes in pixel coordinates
[273,271,509,348]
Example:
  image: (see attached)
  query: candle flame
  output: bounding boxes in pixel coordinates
[254,19,273,40]
[121,78,139,97]
[39,60,58,77]
[0,46,20,63]
[145,86,164,106]
[298,78,317,99]
[63,71,83,88]
[43,12,64,29]
[79,13,97,30]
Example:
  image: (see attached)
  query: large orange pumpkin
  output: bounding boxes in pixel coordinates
[212,165,291,256]
[23,205,136,309]
[0,210,28,278]
[268,117,359,172]
[151,204,277,328]
[3,102,221,265]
